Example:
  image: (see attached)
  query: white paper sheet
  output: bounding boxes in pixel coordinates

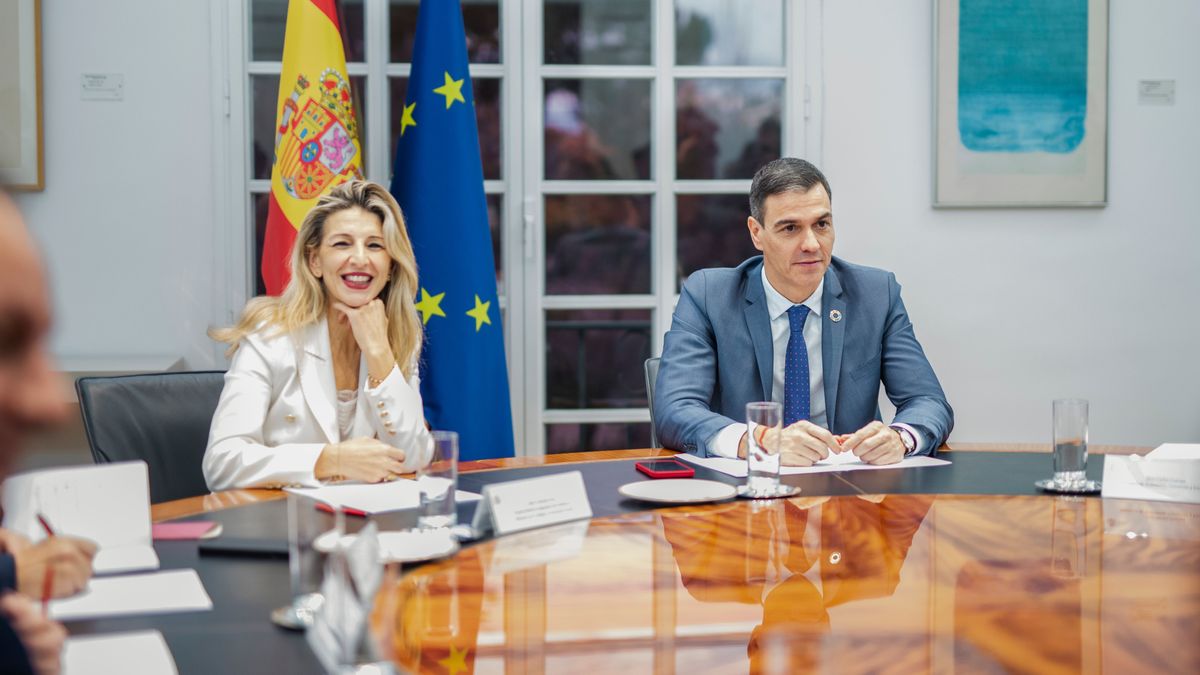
[0,462,159,575]
[676,450,950,478]
[49,569,212,621]
[91,545,162,575]
[64,630,178,675]
[285,478,481,514]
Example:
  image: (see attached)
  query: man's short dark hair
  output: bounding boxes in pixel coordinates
[749,158,832,223]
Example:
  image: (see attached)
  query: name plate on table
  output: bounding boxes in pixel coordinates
[1103,456,1200,504]
[472,471,592,536]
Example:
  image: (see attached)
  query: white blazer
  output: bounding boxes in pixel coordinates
[203,318,431,491]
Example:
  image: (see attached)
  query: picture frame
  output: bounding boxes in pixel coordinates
[0,0,45,191]
[933,0,1108,207]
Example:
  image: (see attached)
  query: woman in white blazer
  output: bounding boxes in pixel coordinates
[204,181,432,491]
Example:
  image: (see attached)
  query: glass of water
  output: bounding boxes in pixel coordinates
[1052,399,1089,487]
[271,492,333,630]
[745,402,783,497]
[417,431,459,529]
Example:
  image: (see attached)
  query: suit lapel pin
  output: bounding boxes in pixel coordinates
[830,309,842,323]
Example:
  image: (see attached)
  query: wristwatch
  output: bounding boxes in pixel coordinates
[890,425,917,456]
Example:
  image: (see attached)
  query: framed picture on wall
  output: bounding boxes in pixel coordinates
[933,0,1108,207]
[0,0,45,191]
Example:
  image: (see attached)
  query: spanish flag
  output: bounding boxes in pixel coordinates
[261,0,364,295]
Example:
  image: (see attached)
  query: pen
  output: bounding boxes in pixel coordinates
[315,502,368,517]
[36,514,55,615]
[36,513,55,536]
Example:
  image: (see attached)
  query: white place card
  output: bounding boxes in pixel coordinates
[472,471,592,536]
[1102,454,1200,504]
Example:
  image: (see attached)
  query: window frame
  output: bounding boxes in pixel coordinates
[217,0,820,456]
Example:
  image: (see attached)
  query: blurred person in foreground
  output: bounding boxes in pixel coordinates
[204,180,431,491]
[0,187,97,674]
[655,158,953,465]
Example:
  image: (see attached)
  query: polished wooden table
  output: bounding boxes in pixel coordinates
[139,446,1200,674]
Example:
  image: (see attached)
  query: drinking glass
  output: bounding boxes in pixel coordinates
[745,402,783,497]
[417,431,459,529]
[1052,399,1089,487]
[271,492,333,630]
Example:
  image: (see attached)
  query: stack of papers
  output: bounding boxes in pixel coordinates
[676,450,949,478]
[286,478,480,513]
[1,462,158,574]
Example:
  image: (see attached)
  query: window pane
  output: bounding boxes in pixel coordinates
[676,78,782,179]
[546,309,652,409]
[252,191,270,297]
[544,0,652,65]
[250,0,287,62]
[544,79,651,180]
[252,0,365,62]
[546,423,652,453]
[341,0,366,63]
[251,75,280,180]
[389,77,500,180]
[389,0,501,63]
[486,194,503,293]
[545,195,651,295]
[675,0,784,66]
[676,194,759,288]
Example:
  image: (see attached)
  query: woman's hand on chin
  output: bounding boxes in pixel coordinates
[332,299,395,377]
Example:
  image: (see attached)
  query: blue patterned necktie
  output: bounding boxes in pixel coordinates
[784,304,811,426]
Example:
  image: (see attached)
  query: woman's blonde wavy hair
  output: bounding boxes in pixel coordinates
[210,180,422,378]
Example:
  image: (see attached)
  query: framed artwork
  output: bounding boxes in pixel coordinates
[934,0,1108,207]
[0,0,44,191]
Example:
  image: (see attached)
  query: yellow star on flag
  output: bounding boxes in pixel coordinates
[400,101,417,136]
[433,71,466,109]
[466,295,492,331]
[438,644,469,675]
[414,287,446,324]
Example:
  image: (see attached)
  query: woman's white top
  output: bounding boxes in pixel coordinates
[202,318,432,491]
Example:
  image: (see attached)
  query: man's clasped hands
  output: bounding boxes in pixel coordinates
[744,420,906,467]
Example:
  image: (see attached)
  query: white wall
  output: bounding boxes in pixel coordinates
[11,0,1198,448]
[14,0,222,370]
[821,0,1200,445]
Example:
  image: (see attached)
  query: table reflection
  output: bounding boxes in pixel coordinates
[370,495,1200,674]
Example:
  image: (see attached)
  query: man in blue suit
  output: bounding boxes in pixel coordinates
[655,158,952,465]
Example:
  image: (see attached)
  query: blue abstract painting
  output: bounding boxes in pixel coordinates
[958,0,1088,153]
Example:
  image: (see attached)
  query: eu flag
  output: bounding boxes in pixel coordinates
[389,0,514,460]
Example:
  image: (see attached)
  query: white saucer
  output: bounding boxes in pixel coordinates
[312,528,460,563]
[618,479,737,504]
[1035,478,1102,495]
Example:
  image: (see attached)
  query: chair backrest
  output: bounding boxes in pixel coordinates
[644,357,661,448]
[76,371,226,504]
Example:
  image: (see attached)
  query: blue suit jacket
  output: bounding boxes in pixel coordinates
[655,256,953,456]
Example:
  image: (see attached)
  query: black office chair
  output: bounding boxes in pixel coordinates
[76,371,226,504]
[644,357,661,448]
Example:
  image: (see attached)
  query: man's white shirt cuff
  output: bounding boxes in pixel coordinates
[708,423,748,459]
